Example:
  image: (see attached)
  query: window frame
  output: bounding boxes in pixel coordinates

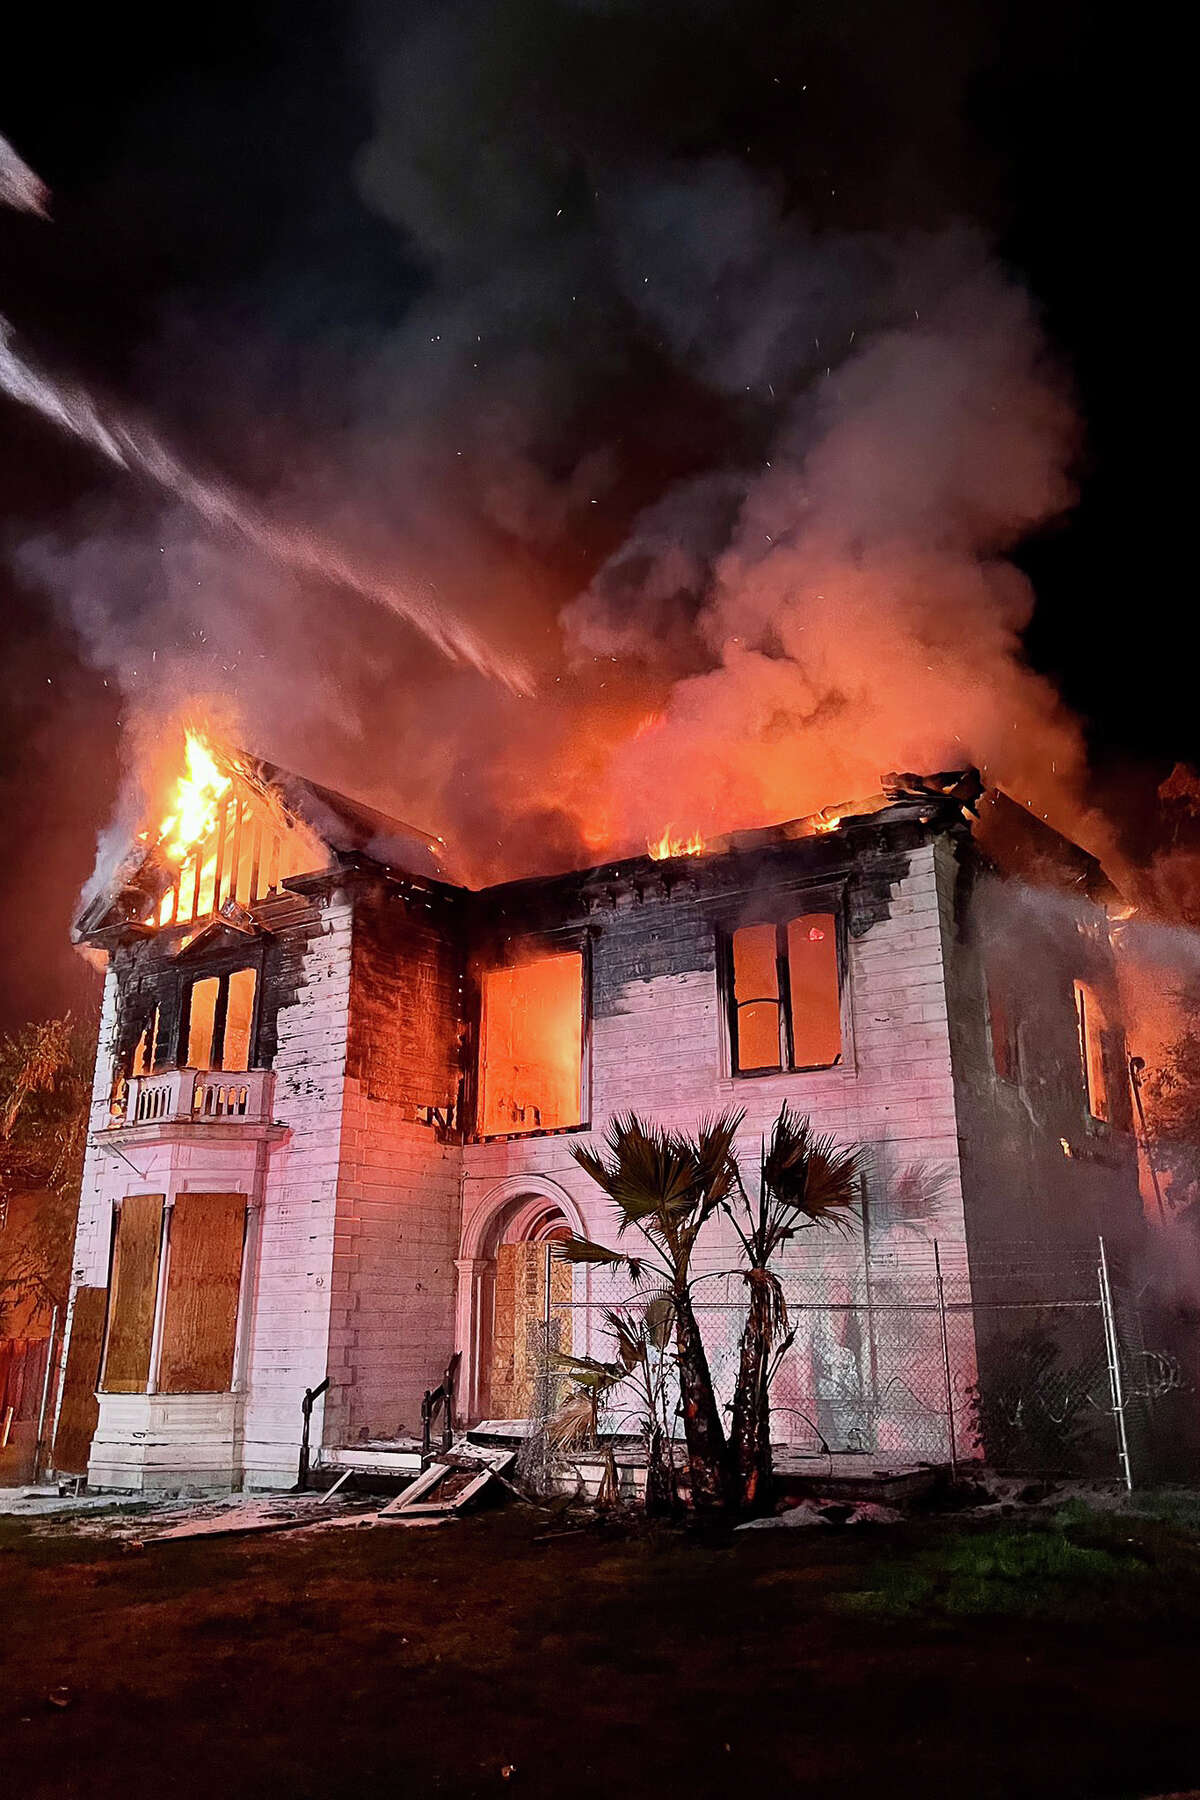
[178,963,262,1073]
[723,902,846,1078]
[471,934,593,1141]
[1073,977,1110,1125]
[985,972,1021,1086]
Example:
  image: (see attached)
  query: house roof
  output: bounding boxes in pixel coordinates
[237,754,445,878]
[76,752,1118,946]
[75,746,446,942]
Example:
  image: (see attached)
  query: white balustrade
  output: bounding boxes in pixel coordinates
[113,1067,275,1129]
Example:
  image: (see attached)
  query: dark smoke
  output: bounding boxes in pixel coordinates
[9,0,1106,911]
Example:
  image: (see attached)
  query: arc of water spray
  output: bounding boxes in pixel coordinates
[0,140,532,694]
[0,133,48,217]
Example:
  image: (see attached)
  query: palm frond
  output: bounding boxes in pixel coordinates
[548,1350,626,1388]
[554,1236,644,1284]
[762,1104,864,1226]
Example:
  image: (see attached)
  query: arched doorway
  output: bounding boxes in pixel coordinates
[456,1180,585,1423]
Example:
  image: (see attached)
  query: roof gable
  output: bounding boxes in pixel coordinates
[77,739,445,944]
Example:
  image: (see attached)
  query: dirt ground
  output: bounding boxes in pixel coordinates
[2,1499,1199,1800]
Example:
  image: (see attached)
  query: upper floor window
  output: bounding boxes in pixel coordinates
[478,951,585,1136]
[183,967,259,1072]
[1074,979,1109,1122]
[131,1007,161,1079]
[729,913,841,1075]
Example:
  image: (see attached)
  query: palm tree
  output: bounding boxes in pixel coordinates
[601,1298,679,1513]
[725,1106,865,1514]
[561,1110,743,1513]
[546,1349,629,1505]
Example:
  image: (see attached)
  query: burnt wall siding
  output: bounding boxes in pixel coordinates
[324,886,464,1445]
[591,900,715,1017]
[344,886,463,1109]
[459,840,977,1441]
[106,891,323,1077]
[941,843,1144,1290]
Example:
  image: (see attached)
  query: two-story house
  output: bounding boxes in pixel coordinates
[51,743,1142,1492]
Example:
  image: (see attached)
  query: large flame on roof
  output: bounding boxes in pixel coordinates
[647,826,705,861]
[159,733,231,862]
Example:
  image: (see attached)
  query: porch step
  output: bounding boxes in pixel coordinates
[317,1440,424,1477]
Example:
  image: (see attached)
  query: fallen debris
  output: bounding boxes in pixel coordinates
[736,1498,904,1531]
[151,1496,360,1543]
[379,1447,515,1521]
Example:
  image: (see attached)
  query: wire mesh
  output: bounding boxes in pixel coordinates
[550,1238,1184,1483]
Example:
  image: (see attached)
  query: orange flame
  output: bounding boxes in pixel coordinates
[158,732,231,863]
[647,826,705,861]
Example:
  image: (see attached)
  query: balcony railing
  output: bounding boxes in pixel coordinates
[109,1068,275,1130]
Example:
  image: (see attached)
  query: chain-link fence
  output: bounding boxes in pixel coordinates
[549,1237,1191,1487]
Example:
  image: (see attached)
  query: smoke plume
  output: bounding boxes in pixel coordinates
[6,0,1106,893]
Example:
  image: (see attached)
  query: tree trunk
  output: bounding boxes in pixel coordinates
[730,1272,775,1514]
[674,1288,731,1512]
[643,1421,676,1515]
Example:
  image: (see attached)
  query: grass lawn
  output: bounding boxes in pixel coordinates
[2,1499,1199,1799]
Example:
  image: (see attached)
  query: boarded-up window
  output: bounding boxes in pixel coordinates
[186,976,219,1068]
[479,953,584,1136]
[158,1193,247,1393]
[100,1195,164,1393]
[52,1287,107,1475]
[1074,980,1109,1121]
[731,914,841,1074]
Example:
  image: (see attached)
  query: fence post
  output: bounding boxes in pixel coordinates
[933,1241,958,1479]
[1097,1234,1133,1491]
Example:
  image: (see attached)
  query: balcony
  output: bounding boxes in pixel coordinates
[107,1068,277,1133]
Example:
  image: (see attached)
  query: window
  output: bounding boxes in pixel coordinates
[100,1195,164,1393]
[987,977,1019,1082]
[478,952,584,1136]
[131,1008,160,1079]
[729,913,841,1074]
[157,1193,248,1393]
[98,1193,248,1397]
[182,968,258,1071]
[1074,979,1109,1122]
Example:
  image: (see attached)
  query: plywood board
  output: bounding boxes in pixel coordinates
[100,1194,163,1394]
[52,1287,107,1475]
[158,1193,246,1394]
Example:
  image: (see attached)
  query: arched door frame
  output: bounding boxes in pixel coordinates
[455,1175,586,1423]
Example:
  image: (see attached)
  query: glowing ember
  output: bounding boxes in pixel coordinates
[159,733,231,863]
[647,826,705,861]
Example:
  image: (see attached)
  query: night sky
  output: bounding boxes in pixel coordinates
[0,1,1175,1036]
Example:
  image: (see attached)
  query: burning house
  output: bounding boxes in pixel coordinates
[50,738,1143,1492]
